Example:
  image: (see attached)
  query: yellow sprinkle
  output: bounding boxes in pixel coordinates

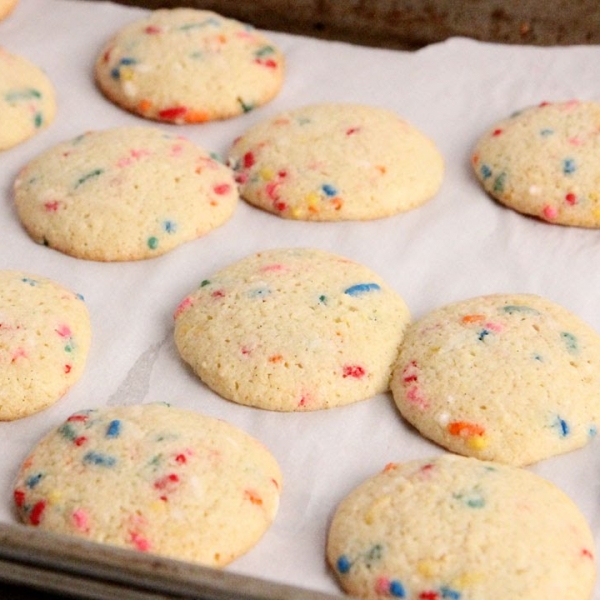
[467,435,489,450]
[48,490,62,505]
[589,192,598,202]
[291,206,303,219]
[119,66,135,81]
[592,207,600,220]
[259,167,274,181]
[453,571,485,588]
[363,495,391,525]
[417,560,436,578]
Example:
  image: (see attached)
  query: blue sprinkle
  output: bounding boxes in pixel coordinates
[106,420,122,438]
[533,353,543,361]
[321,184,337,197]
[337,555,351,574]
[478,329,490,341]
[441,588,462,600]
[554,416,570,438]
[83,452,117,467]
[389,580,406,597]
[110,67,121,80]
[21,278,38,286]
[540,128,554,136]
[344,283,381,297]
[26,473,44,489]
[163,220,177,234]
[119,57,136,66]
[76,293,85,301]
[563,158,577,175]
[589,425,598,438]
[480,164,492,180]
[318,294,327,304]
[560,331,578,354]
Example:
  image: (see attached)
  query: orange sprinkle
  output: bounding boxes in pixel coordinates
[184,109,210,124]
[138,99,152,113]
[461,314,485,324]
[244,489,263,506]
[383,463,398,473]
[331,197,344,210]
[268,354,283,363]
[375,165,387,174]
[448,421,486,438]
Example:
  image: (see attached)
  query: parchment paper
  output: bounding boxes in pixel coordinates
[2,1,600,596]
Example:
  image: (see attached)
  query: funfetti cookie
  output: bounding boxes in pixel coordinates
[13,126,238,261]
[472,100,600,227]
[174,248,411,411]
[390,293,600,466]
[14,403,282,566]
[0,47,56,151]
[95,8,284,124]
[228,103,444,221]
[327,454,596,600]
[0,271,91,421]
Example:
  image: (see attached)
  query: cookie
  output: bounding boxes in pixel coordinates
[390,293,600,466]
[227,103,444,221]
[0,47,56,151]
[0,0,17,20]
[95,8,284,124]
[327,454,596,600]
[174,248,411,411]
[472,100,600,227]
[13,403,282,566]
[13,126,238,261]
[0,271,91,421]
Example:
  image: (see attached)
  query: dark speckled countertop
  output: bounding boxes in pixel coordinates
[100,0,600,49]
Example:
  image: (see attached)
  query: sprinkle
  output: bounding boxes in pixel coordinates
[158,106,187,120]
[480,164,492,179]
[29,500,46,526]
[129,531,151,552]
[144,25,162,34]
[344,283,381,296]
[72,509,90,532]
[244,489,263,505]
[477,329,491,341]
[346,127,360,135]
[565,192,577,205]
[83,452,117,467]
[5,88,42,102]
[343,365,366,379]
[337,555,351,574]
[492,128,503,136]
[440,588,462,599]
[21,277,38,286]
[542,205,558,220]
[321,183,337,196]
[14,489,25,508]
[448,421,485,438]
[540,128,554,136]
[75,169,104,188]
[213,183,231,195]
[44,200,60,212]
[163,220,177,234]
[461,314,485,323]
[243,151,255,169]
[560,331,578,353]
[493,172,506,193]
[147,236,159,250]
[553,416,570,437]
[26,473,44,489]
[389,580,406,598]
[200,279,211,287]
[563,158,577,174]
[106,420,122,438]
[502,305,540,316]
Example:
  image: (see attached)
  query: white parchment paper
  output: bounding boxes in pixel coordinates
[2,0,600,596]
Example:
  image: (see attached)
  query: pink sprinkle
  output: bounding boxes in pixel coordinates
[211,290,225,299]
[56,324,72,338]
[129,531,151,552]
[343,365,366,379]
[266,181,280,200]
[484,321,503,333]
[261,264,286,273]
[170,143,184,156]
[44,200,60,212]
[144,25,162,34]
[375,577,390,594]
[542,205,558,220]
[213,183,231,195]
[346,127,360,136]
[582,548,594,559]
[568,137,583,146]
[402,360,418,383]
[72,509,90,532]
[173,297,193,319]
[406,385,428,410]
[241,345,252,356]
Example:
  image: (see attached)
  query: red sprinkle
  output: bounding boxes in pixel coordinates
[243,151,255,169]
[492,128,503,136]
[30,500,46,526]
[175,454,187,464]
[346,127,360,135]
[158,106,187,120]
[565,192,577,205]
[13,489,25,508]
[44,200,60,212]
[343,365,366,379]
[144,25,162,34]
[419,593,439,600]
[74,436,87,447]
[254,58,277,68]
[67,414,89,423]
[64,364,72,374]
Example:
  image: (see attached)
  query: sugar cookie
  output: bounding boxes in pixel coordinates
[174,248,411,411]
[13,126,238,261]
[0,47,56,151]
[390,293,600,465]
[472,100,600,227]
[327,454,596,600]
[0,271,91,420]
[95,8,284,123]
[228,103,444,220]
[13,403,282,566]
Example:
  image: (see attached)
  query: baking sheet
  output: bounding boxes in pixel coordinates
[2,0,600,597]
